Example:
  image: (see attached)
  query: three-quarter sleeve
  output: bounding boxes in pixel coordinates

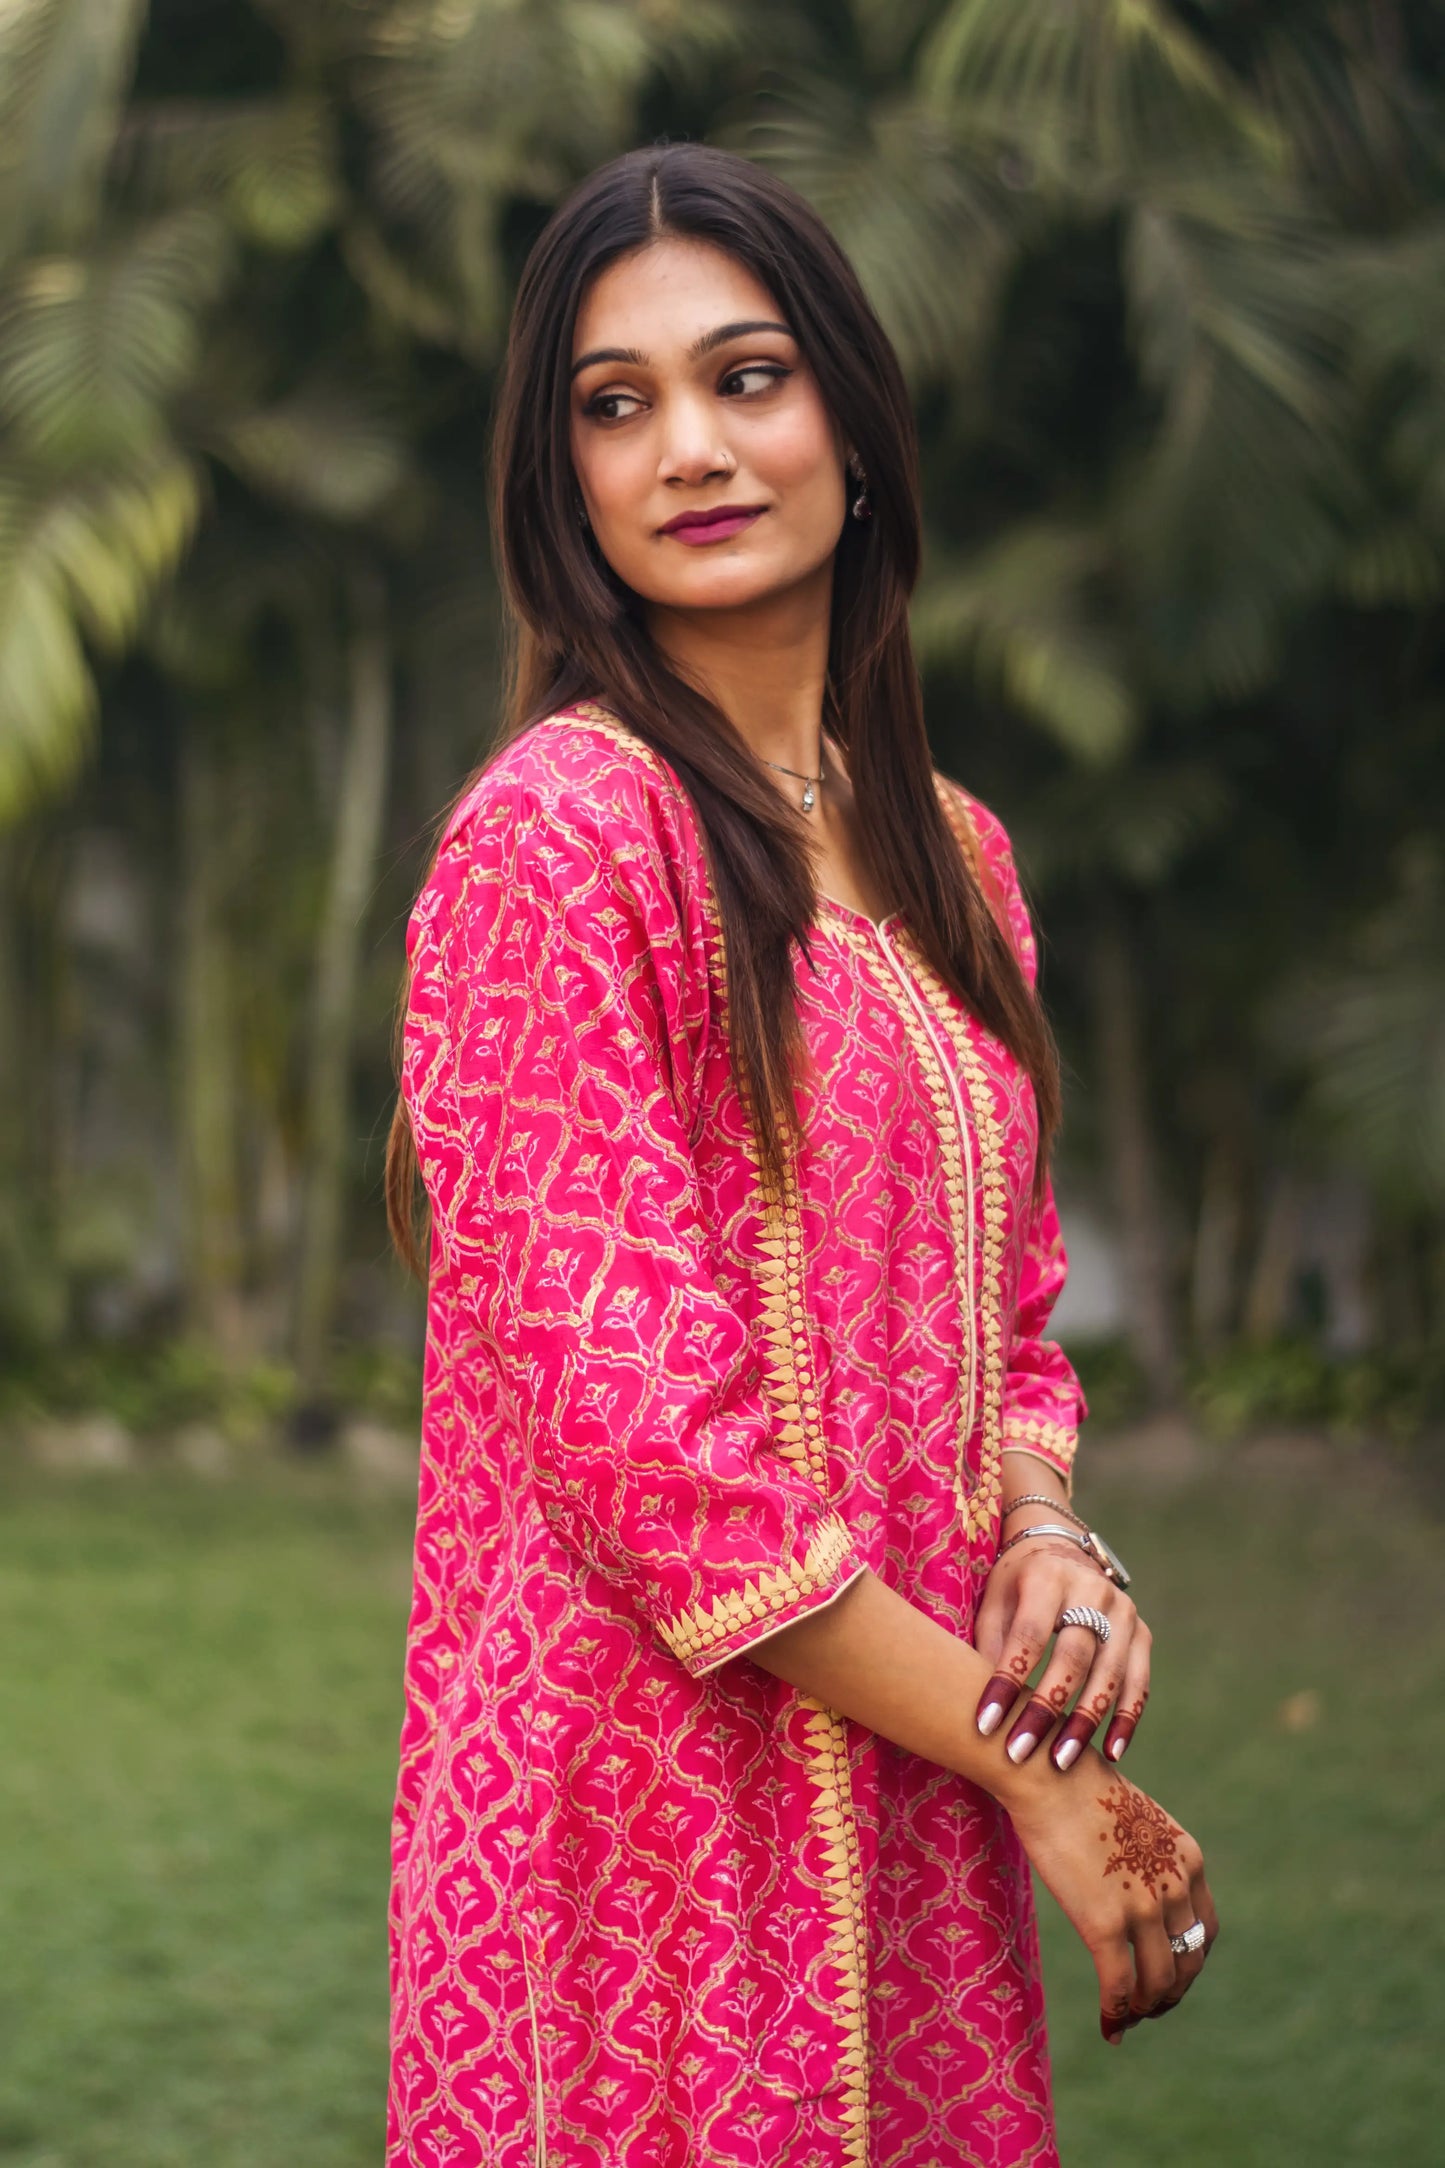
[1000,1182,1087,1490]
[954,783,1089,1493]
[408,744,865,1678]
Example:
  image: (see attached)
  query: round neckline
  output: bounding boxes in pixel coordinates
[816,890,903,935]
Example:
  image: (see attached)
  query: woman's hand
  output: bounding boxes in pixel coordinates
[1004,1746,1218,2041]
[973,1536,1149,1770]
[749,1564,1215,2045]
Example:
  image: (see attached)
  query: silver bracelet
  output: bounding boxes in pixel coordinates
[997,1522,1090,1560]
[997,1518,1133,1589]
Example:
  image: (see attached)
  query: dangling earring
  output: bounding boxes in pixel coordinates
[573,487,590,530]
[846,450,872,523]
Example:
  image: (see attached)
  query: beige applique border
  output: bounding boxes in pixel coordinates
[1001,1412,1079,1473]
[657,1512,857,1669]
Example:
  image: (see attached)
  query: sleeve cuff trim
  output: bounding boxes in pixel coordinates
[691,1559,870,1678]
[1002,1415,1079,1479]
[656,1515,858,1672]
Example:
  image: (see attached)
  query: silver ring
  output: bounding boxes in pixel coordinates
[1169,1920,1207,1957]
[1056,1603,1110,1644]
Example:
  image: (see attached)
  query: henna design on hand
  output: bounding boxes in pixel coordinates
[1097,1780,1185,1897]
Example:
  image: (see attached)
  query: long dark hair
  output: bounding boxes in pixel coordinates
[386,139,1060,1278]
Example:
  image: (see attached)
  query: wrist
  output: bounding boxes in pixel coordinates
[1000,1456,1069,1516]
[994,1732,1105,1824]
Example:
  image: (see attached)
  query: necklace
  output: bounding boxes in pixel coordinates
[761,745,826,813]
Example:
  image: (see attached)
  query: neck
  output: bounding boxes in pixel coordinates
[642,565,831,778]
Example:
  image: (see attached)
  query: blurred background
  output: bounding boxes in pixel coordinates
[0,3,1442,2163]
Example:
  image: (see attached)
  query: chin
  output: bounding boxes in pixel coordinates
[637,567,782,612]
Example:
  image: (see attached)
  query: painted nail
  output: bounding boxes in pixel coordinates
[1007,1728,1041,1764]
[1053,1736,1082,1772]
[1107,1735,1127,1761]
[976,1675,1020,1736]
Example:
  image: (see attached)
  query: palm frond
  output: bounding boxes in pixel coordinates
[1280,844,1445,1205]
[1336,220,1445,539]
[0,209,233,468]
[912,521,1138,762]
[211,378,414,522]
[344,0,743,352]
[1335,521,1444,609]
[919,0,1284,183]
[1116,179,1365,699]
[850,0,953,82]
[0,450,201,820]
[0,0,148,269]
[1020,759,1232,889]
[720,75,1051,387]
[1244,8,1442,217]
[113,97,342,253]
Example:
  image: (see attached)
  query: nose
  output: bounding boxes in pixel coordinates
[656,386,734,486]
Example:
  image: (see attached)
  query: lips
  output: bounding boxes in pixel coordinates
[658,504,768,536]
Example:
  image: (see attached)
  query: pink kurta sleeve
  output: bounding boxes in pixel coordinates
[411,739,866,1678]
[1001,1183,1087,1491]
[949,781,1089,1493]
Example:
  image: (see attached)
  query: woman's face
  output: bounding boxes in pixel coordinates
[568,237,851,615]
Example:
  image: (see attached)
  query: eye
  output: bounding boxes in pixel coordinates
[721,364,791,396]
[583,389,644,422]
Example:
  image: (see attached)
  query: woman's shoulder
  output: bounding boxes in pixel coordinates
[931,767,1021,895]
[931,767,1037,975]
[410,703,704,977]
[440,701,694,867]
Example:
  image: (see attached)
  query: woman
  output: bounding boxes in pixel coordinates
[383,140,1215,2167]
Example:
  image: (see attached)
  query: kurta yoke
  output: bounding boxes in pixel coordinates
[388,702,1087,2168]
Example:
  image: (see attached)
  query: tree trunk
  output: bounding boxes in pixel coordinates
[1089,897,1180,1403]
[1241,1171,1302,1344]
[292,558,393,1408]
[176,724,246,1354]
[0,838,47,1340]
[1190,1134,1243,1355]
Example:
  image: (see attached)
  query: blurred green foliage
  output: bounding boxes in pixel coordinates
[0,0,1441,1415]
[1073,1333,1445,1444]
[0,1336,297,1439]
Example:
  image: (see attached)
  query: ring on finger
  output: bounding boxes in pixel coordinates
[1056,1603,1110,1644]
[1168,1920,1207,1957]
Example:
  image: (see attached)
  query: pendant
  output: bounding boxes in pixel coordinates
[801,780,815,812]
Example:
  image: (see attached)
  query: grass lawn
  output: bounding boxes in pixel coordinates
[0,1436,1441,2165]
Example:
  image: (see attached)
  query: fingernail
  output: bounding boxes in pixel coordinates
[1053,1736,1082,1771]
[977,1702,1006,1737]
[1007,1728,1040,1764]
[1107,2031,1124,2046]
[1107,1735,1127,1760]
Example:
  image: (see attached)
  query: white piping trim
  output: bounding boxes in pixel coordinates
[519,1932,548,2168]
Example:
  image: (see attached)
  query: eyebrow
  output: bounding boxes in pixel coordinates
[569,318,794,381]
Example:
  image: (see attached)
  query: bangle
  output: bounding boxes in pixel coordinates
[1002,1493,1088,1530]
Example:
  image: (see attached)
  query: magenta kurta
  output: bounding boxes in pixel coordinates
[388,702,1087,2167]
